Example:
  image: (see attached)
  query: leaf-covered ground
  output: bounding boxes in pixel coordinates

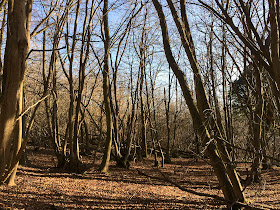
[1,147,280,209]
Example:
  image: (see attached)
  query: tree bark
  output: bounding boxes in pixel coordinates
[0,0,31,185]
[165,0,244,202]
[151,0,244,204]
[99,0,113,173]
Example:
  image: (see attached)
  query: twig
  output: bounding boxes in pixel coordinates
[219,137,280,163]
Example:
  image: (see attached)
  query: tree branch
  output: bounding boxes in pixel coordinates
[26,46,66,60]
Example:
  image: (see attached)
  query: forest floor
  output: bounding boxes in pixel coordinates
[1,147,280,209]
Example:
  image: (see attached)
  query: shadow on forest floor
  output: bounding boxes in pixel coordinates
[1,147,280,209]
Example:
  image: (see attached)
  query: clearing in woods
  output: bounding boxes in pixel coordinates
[1,147,280,209]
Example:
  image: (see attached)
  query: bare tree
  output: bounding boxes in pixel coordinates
[151,0,245,205]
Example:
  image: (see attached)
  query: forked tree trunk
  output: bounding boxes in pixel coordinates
[71,0,94,171]
[45,7,70,168]
[145,68,159,166]
[138,12,148,158]
[122,65,139,167]
[166,0,244,203]
[164,68,172,164]
[63,0,83,173]
[151,0,244,205]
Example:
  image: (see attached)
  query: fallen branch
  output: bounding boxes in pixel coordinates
[136,169,274,210]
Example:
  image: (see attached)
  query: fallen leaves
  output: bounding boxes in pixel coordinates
[0,148,279,209]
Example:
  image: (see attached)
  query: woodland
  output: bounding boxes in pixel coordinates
[1,0,280,209]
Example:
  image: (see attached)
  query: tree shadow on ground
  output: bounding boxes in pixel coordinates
[0,189,226,209]
[16,164,218,190]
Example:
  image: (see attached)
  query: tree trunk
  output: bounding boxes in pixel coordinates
[0,8,6,96]
[251,67,264,182]
[0,0,31,185]
[151,0,244,204]
[99,0,113,173]
[138,14,148,158]
[66,0,82,173]
[6,83,23,186]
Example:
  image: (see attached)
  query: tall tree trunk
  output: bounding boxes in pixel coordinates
[145,67,158,166]
[99,0,113,173]
[138,12,148,158]
[151,0,244,204]
[269,1,280,92]
[111,67,122,163]
[52,62,65,168]
[0,0,32,185]
[65,0,82,172]
[166,0,244,202]
[221,22,233,156]
[251,66,264,182]
[72,0,95,171]
[164,70,172,164]
[123,64,139,167]
[45,8,69,168]
[0,8,6,96]
[5,83,23,186]
[6,0,32,184]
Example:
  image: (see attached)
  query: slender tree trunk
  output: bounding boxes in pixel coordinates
[138,13,148,158]
[145,67,158,166]
[164,83,171,163]
[45,11,68,168]
[167,68,173,163]
[221,22,233,156]
[111,68,122,162]
[64,0,82,172]
[149,62,164,167]
[99,0,113,173]
[123,65,139,167]
[72,0,94,171]
[251,67,264,182]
